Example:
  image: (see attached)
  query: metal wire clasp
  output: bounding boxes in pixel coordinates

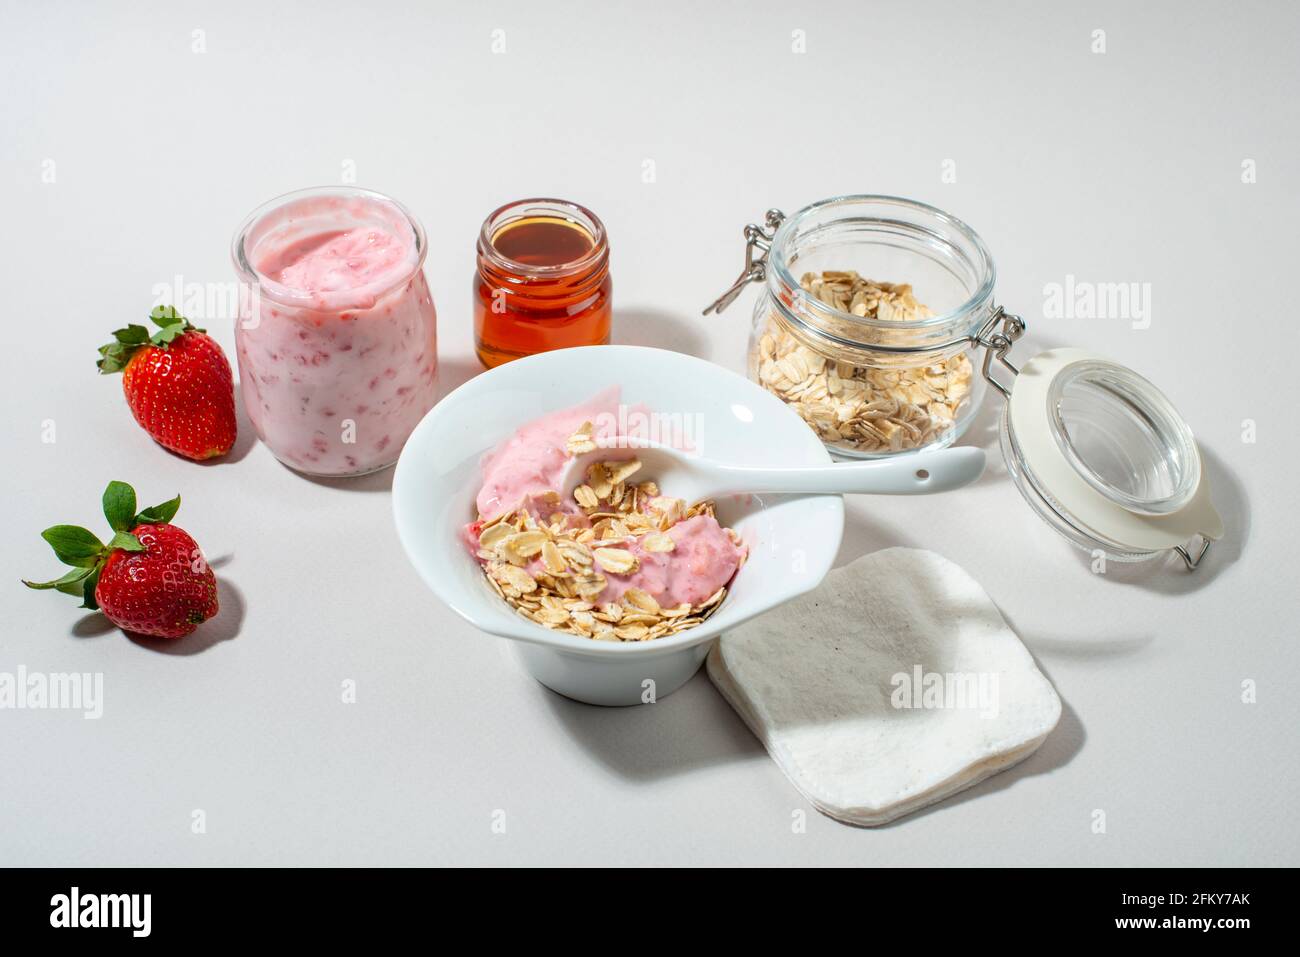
[1174,536,1212,571]
[977,307,1026,399]
[703,209,786,316]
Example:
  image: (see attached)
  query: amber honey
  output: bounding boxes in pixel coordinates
[474,199,612,368]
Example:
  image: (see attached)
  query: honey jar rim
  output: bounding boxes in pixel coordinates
[477,197,609,278]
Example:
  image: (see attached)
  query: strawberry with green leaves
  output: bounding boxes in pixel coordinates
[98,306,237,460]
[23,481,219,639]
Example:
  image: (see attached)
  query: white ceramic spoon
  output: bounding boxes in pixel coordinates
[559,440,986,501]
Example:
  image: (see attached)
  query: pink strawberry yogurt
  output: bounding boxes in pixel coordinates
[574,514,743,608]
[469,389,745,612]
[474,385,634,520]
[233,187,438,476]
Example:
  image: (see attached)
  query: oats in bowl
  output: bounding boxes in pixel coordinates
[466,396,746,643]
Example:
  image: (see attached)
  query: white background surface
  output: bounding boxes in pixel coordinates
[1,0,1296,866]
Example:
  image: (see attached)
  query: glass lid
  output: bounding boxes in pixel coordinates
[1046,360,1200,517]
[1000,348,1223,566]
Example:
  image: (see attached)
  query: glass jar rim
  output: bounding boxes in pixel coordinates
[231,185,429,308]
[767,194,998,341]
[999,406,1161,561]
[477,197,608,278]
[1046,359,1201,515]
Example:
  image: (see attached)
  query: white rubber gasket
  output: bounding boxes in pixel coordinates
[1007,348,1223,552]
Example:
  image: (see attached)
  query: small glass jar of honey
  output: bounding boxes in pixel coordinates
[474,198,612,368]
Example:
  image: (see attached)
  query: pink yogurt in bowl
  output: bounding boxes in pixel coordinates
[465,387,747,615]
[232,187,438,476]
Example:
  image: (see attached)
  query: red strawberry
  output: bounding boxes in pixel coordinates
[96,523,217,638]
[23,481,218,639]
[98,306,236,460]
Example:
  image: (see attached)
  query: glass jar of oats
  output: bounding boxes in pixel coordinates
[705,194,1226,573]
[707,196,1000,459]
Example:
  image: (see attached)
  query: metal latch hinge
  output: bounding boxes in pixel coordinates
[703,209,786,316]
[977,306,1026,399]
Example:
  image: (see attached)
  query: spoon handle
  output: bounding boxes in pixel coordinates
[711,446,986,496]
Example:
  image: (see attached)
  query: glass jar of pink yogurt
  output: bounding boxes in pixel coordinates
[232,186,438,476]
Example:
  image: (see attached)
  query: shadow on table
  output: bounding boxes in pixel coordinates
[129,577,244,655]
[612,306,711,359]
[833,502,916,568]
[540,669,765,781]
[1025,632,1155,659]
[70,574,245,654]
[295,463,395,493]
[943,357,1249,596]
[435,356,486,399]
[544,656,1084,819]
[1060,445,1248,594]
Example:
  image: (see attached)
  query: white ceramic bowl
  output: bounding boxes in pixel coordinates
[392,346,844,706]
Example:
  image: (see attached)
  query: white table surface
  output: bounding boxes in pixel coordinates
[2,0,1296,866]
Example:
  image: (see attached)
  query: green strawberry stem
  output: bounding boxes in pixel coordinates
[22,481,181,610]
[97,307,206,374]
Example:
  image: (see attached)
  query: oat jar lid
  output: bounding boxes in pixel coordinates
[705,195,1223,570]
